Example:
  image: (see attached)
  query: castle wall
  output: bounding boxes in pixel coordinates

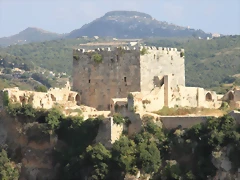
[95,117,123,148]
[72,48,141,110]
[160,116,210,129]
[140,47,185,92]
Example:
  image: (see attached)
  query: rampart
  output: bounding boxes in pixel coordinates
[160,116,210,129]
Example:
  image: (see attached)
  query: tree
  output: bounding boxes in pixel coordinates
[0,149,19,180]
[137,141,161,174]
[112,136,137,174]
[45,108,63,130]
[34,85,48,92]
[81,143,111,179]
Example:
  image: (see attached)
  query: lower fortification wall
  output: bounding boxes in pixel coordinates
[95,117,123,148]
[160,116,210,129]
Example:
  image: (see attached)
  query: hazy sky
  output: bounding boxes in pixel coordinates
[0,0,240,37]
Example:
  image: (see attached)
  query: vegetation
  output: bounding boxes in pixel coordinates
[113,113,125,125]
[73,55,79,60]
[154,106,225,116]
[2,101,240,179]
[34,85,48,92]
[3,91,9,106]
[92,53,103,63]
[140,47,148,55]
[0,150,19,180]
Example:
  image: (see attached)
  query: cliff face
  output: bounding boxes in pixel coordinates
[0,111,59,180]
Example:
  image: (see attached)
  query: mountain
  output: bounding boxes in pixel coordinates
[0,27,65,47]
[67,11,211,39]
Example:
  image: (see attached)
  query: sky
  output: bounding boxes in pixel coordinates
[0,0,240,37]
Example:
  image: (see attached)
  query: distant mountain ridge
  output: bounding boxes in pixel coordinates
[0,27,65,47]
[0,10,213,46]
[67,10,211,38]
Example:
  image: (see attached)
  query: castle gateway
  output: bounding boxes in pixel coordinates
[72,46,186,110]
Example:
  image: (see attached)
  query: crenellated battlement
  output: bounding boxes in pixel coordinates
[73,46,184,55]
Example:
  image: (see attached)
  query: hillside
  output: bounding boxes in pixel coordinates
[0,27,65,47]
[68,11,211,39]
[0,36,239,90]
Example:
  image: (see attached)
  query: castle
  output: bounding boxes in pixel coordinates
[1,45,240,149]
[72,46,224,112]
[1,45,240,115]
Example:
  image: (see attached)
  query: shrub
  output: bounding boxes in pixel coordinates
[7,103,36,118]
[35,85,48,92]
[73,55,80,60]
[0,149,20,180]
[45,108,64,130]
[140,47,148,55]
[92,53,103,63]
[3,91,9,107]
[127,93,133,100]
[219,101,229,110]
[113,113,125,125]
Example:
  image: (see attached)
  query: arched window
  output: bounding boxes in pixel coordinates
[75,94,80,105]
[205,92,212,101]
[228,92,234,101]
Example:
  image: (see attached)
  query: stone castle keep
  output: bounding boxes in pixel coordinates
[72,46,227,112]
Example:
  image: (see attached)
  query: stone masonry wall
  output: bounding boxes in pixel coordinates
[160,116,210,129]
[140,47,185,92]
[95,117,123,148]
[72,48,141,110]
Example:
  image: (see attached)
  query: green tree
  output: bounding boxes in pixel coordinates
[0,149,19,180]
[34,85,48,92]
[112,136,137,174]
[81,143,111,180]
[46,108,63,130]
[137,141,161,174]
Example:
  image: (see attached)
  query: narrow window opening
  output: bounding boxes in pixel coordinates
[117,55,119,61]
[124,77,127,82]
[89,79,91,83]
[111,58,114,63]
[154,54,156,59]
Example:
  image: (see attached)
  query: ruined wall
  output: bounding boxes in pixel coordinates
[140,47,185,92]
[72,48,141,110]
[3,82,79,110]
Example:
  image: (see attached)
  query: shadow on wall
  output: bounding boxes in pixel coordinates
[228,92,234,101]
[51,94,56,101]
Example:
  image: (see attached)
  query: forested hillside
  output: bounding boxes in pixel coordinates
[0,36,239,90]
